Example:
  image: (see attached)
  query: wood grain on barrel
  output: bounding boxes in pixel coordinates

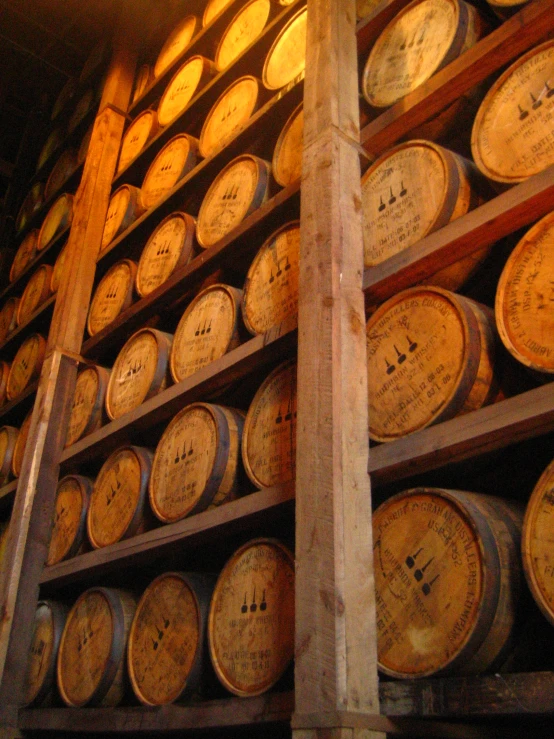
[242,221,299,335]
[12,408,33,478]
[117,110,159,175]
[45,149,78,202]
[47,475,92,565]
[136,212,195,297]
[50,241,68,293]
[65,365,110,447]
[15,183,44,233]
[196,155,270,247]
[23,601,67,707]
[140,134,198,210]
[208,539,295,696]
[10,230,38,283]
[242,359,296,488]
[100,185,143,252]
[272,103,303,187]
[0,361,10,406]
[154,16,198,79]
[6,333,46,401]
[87,259,137,336]
[170,283,243,383]
[0,426,18,483]
[472,40,554,184]
[203,0,234,26]
[106,328,172,420]
[149,402,243,523]
[0,298,19,344]
[158,56,217,128]
[262,6,307,90]
[215,0,271,71]
[38,193,74,252]
[87,446,152,549]
[17,265,53,326]
[199,76,260,159]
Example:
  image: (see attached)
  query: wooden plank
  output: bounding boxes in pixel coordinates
[294,0,381,727]
[19,691,294,732]
[367,383,554,485]
[360,0,554,156]
[363,165,554,305]
[40,483,294,588]
[0,295,55,358]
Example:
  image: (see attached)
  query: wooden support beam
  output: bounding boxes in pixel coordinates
[294,0,381,733]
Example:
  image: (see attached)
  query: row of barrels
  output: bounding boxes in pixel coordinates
[357,0,530,22]
[49,361,296,563]
[25,538,295,707]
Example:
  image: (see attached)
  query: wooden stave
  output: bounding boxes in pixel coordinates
[117,109,160,175]
[203,0,235,26]
[37,129,64,173]
[44,149,78,202]
[242,220,300,335]
[37,193,74,252]
[47,474,93,565]
[135,211,196,298]
[0,426,19,483]
[86,446,153,550]
[139,134,199,212]
[365,287,498,442]
[101,185,144,253]
[68,88,95,134]
[214,0,272,72]
[51,77,78,121]
[10,229,39,283]
[11,408,33,479]
[15,183,44,234]
[0,361,10,406]
[372,487,523,679]
[23,600,68,707]
[154,16,199,79]
[87,259,138,337]
[0,297,19,344]
[6,333,47,401]
[50,241,68,294]
[65,365,111,448]
[16,264,53,326]
[57,587,136,707]
[169,282,244,384]
[148,402,245,524]
[272,102,303,188]
[131,64,152,106]
[196,154,271,248]
[262,5,307,91]
[105,328,173,421]
[79,40,109,85]
[127,571,216,706]
[207,537,295,697]
[157,56,217,128]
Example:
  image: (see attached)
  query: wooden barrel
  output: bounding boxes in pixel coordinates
[23,600,67,707]
[135,212,196,297]
[65,365,111,447]
[50,241,68,294]
[373,487,523,678]
[139,134,199,211]
[0,426,18,484]
[117,109,159,175]
[0,297,19,343]
[472,41,554,185]
[105,328,173,420]
[87,446,153,549]
[11,408,33,478]
[199,76,261,159]
[132,63,151,105]
[149,402,244,524]
[87,259,137,336]
[101,185,144,253]
[196,155,270,248]
[47,475,93,565]
[242,221,299,335]
[242,358,296,488]
[57,587,137,707]
[0,361,10,407]
[262,6,307,90]
[45,149,78,202]
[522,457,554,627]
[10,230,38,283]
[208,538,295,696]
[15,182,44,234]
[203,0,234,26]
[272,103,303,187]
[154,16,199,79]
[77,123,94,166]
[38,193,74,252]
[6,333,47,401]
[362,0,480,109]
[51,77,77,120]
[37,129,63,173]
[17,265,53,326]
[158,56,217,128]
[79,40,108,84]
[68,88,95,133]
[170,283,243,383]
[127,572,215,705]
[215,0,272,71]
[366,287,498,442]
[495,211,554,376]
[486,0,530,18]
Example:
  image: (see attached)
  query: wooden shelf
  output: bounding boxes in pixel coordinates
[19,690,294,732]
[0,295,56,360]
[0,382,37,423]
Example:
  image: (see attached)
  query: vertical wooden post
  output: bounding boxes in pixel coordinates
[293,0,383,735]
[0,16,137,732]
